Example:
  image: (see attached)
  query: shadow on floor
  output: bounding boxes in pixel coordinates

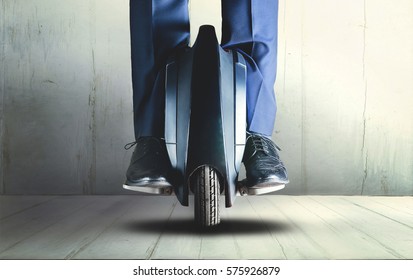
[123,217,292,235]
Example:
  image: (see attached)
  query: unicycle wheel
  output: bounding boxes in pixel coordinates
[191,165,220,227]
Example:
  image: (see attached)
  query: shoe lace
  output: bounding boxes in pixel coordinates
[251,135,270,154]
[123,137,165,151]
[250,134,281,152]
[248,134,283,168]
[124,141,137,150]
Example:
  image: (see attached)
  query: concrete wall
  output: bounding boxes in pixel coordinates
[1,0,134,194]
[1,0,412,195]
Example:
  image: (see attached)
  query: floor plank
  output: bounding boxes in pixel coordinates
[71,196,177,259]
[0,196,57,220]
[367,196,413,214]
[265,196,400,259]
[249,196,327,259]
[217,197,288,259]
[310,196,413,259]
[152,196,292,259]
[340,196,413,227]
[0,196,133,259]
[148,199,202,259]
[0,195,412,259]
[0,196,98,254]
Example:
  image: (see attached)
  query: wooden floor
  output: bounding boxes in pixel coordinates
[0,195,412,259]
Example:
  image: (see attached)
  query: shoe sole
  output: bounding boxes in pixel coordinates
[123,179,173,195]
[238,178,287,196]
[123,179,286,196]
[247,182,285,195]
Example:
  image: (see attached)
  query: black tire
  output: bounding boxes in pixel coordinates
[192,165,220,227]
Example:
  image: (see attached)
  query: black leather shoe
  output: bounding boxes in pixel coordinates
[124,137,173,194]
[243,133,289,188]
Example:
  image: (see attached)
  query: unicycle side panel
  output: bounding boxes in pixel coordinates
[165,49,193,206]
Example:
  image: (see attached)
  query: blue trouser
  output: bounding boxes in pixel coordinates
[130,0,278,139]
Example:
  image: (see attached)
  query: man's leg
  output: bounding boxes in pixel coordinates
[130,0,190,138]
[126,0,189,187]
[221,0,288,187]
